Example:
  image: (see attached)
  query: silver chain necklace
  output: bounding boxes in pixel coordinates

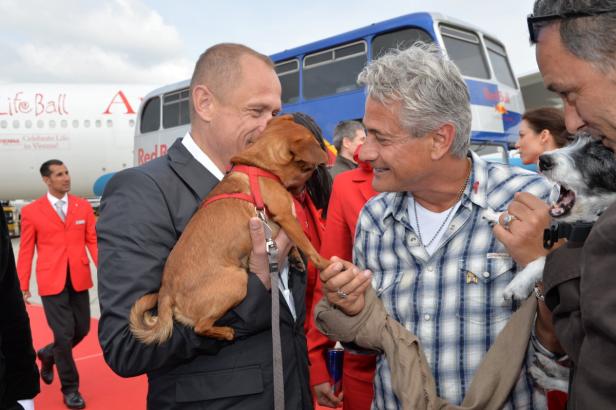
[413,159,471,248]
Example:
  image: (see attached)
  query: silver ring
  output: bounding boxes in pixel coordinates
[502,212,518,231]
[336,288,348,299]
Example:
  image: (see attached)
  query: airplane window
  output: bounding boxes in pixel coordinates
[61,120,68,128]
[37,120,44,128]
[13,120,20,129]
[128,119,135,128]
[26,120,33,129]
[49,120,56,128]
[0,120,6,129]
[84,120,91,128]
[95,120,102,128]
[72,120,79,128]
[107,119,113,128]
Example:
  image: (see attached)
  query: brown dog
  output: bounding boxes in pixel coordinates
[130,115,332,344]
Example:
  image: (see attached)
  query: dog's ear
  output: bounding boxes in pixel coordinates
[230,116,296,167]
[289,132,328,166]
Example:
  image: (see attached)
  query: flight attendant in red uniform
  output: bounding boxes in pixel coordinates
[17,159,97,410]
[315,146,378,410]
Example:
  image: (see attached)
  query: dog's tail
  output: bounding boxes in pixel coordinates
[129,293,174,345]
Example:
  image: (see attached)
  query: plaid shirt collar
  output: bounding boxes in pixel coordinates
[381,151,490,226]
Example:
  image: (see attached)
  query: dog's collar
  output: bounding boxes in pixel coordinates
[543,221,594,249]
[201,165,280,211]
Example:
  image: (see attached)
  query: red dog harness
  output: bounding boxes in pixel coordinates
[201,164,281,214]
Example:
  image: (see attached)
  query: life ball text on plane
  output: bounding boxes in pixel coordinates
[0,92,68,116]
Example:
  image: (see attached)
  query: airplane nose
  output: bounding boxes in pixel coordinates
[538,154,553,171]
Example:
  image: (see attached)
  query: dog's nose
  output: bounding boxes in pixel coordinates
[538,154,553,171]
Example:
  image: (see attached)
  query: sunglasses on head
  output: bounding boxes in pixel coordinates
[527,9,616,43]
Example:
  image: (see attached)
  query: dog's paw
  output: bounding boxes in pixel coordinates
[482,208,501,226]
[503,280,534,301]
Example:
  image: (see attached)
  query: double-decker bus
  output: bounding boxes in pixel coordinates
[134,12,523,167]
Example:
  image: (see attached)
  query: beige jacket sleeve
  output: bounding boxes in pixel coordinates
[314,287,537,410]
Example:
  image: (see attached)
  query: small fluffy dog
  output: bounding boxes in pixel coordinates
[130,115,332,344]
[485,132,616,300]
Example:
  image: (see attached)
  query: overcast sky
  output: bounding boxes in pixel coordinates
[0,0,539,86]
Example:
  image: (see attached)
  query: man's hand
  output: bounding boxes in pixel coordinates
[248,217,293,289]
[313,382,343,408]
[22,290,31,304]
[535,282,565,354]
[493,192,552,266]
[320,256,372,316]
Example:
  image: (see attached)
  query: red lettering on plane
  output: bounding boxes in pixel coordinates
[138,144,168,165]
[103,90,135,115]
[1,92,67,116]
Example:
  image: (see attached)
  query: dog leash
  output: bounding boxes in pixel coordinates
[201,164,286,408]
[258,210,285,410]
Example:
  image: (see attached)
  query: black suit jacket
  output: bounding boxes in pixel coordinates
[0,209,40,408]
[544,202,616,409]
[97,139,311,409]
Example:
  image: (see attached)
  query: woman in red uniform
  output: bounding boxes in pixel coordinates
[286,113,339,407]
[311,146,378,410]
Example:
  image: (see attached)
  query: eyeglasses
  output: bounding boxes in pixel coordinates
[527,9,616,43]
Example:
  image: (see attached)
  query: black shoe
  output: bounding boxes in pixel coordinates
[63,391,86,409]
[37,348,54,385]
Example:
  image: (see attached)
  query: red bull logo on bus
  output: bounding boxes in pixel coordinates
[138,144,168,165]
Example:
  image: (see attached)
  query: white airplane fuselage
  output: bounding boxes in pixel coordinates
[0,84,156,200]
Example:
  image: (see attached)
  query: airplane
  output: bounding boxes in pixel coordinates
[0,84,157,200]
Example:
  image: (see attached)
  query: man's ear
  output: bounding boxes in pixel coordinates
[192,84,216,122]
[430,123,455,160]
[341,136,352,151]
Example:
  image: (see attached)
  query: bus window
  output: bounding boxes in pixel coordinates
[163,88,190,129]
[484,37,517,88]
[372,27,432,58]
[303,41,367,100]
[140,96,161,133]
[275,59,300,104]
[440,25,489,79]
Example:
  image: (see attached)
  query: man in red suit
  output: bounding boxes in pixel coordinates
[17,159,97,410]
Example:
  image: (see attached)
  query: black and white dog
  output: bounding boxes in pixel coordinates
[486,132,616,301]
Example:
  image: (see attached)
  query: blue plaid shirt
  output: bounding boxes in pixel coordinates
[354,153,553,409]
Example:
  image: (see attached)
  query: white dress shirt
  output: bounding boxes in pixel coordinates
[181,132,296,319]
[182,131,225,181]
[47,192,68,215]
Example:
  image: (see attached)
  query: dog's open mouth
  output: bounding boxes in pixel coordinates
[550,185,576,218]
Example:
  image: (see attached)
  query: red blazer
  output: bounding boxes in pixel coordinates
[17,194,97,296]
[308,166,377,375]
[320,166,377,261]
[292,193,333,387]
[313,162,378,409]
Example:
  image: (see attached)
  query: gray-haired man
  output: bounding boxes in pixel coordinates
[319,43,553,409]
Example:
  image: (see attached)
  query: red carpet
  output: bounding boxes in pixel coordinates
[27,304,147,409]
